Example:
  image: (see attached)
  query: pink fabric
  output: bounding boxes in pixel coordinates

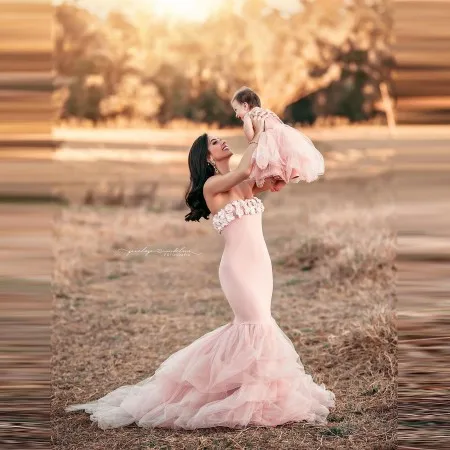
[249,113,325,187]
[65,208,335,430]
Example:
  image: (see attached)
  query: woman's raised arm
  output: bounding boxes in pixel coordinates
[202,138,260,197]
[203,117,265,197]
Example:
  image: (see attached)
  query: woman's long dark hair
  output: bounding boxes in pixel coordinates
[184,133,215,222]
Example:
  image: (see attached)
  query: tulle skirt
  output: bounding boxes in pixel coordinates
[249,124,325,187]
[65,317,335,430]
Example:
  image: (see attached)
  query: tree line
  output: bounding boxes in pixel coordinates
[54,0,394,127]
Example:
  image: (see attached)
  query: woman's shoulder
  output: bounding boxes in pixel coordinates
[203,174,216,193]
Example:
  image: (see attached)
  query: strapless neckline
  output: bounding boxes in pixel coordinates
[211,197,257,217]
[211,197,265,234]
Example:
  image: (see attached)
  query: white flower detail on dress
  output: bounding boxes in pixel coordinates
[224,203,234,214]
[234,201,244,218]
[211,197,265,234]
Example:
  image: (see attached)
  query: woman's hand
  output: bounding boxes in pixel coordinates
[252,109,271,135]
[270,177,287,192]
[252,176,287,194]
[252,116,264,137]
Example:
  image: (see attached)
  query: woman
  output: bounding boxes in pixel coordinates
[65,115,335,430]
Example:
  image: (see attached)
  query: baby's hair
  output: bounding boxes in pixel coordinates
[231,86,261,109]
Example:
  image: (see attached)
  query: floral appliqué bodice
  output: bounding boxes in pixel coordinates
[211,197,265,234]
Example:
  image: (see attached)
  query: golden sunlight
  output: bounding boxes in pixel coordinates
[150,0,223,22]
[66,0,224,22]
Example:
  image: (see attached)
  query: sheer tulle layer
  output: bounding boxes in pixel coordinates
[65,317,335,430]
[249,124,325,187]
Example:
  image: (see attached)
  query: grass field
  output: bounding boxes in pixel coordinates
[52,179,396,449]
[13,124,443,449]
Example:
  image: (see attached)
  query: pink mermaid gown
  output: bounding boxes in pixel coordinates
[65,197,335,430]
[247,108,325,188]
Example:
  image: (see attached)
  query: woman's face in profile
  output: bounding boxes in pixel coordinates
[208,135,232,160]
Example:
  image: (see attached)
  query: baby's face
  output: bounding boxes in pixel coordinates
[231,99,250,120]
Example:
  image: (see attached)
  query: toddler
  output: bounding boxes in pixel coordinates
[231,86,325,188]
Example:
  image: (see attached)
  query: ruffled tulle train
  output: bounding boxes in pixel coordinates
[65,317,335,430]
[249,124,325,187]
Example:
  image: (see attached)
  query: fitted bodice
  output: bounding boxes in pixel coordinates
[211,197,265,234]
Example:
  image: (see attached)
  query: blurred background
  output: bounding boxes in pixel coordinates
[53,0,396,128]
[1,0,449,449]
[50,0,447,128]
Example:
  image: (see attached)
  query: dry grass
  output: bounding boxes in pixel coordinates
[52,175,396,449]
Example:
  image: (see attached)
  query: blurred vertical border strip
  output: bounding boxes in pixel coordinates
[0,0,53,448]
[394,0,450,449]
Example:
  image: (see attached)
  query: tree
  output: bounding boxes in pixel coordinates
[201,0,354,115]
[55,3,163,122]
[54,0,393,125]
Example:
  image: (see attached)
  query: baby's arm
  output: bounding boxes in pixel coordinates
[243,114,255,141]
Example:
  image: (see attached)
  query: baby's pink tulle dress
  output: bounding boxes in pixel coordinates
[247,108,325,187]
